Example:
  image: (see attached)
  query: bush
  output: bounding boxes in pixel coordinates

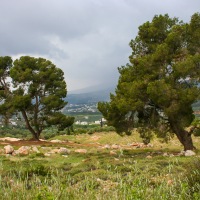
[87,126,115,134]
[137,127,154,144]
[191,119,200,137]
[72,125,115,135]
[0,127,31,139]
[42,132,57,140]
[193,129,200,137]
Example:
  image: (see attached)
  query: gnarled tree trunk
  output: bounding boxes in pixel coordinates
[21,110,40,141]
[169,121,195,151]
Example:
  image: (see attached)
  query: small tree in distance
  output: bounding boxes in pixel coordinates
[0,56,74,140]
[98,13,200,151]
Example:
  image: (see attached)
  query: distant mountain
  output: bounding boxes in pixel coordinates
[65,87,115,104]
[69,83,116,94]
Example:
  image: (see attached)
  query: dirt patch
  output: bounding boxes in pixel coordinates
[0,138,101,148]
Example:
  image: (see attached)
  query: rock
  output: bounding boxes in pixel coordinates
[110,150,117,155]
[163,153,168,157]
[167,179,173,185]
[131,142,139,147]
[50,149,60,154]
[0,137,21,142]
[102,144,111,149]
[105,144,111,149]
[39,139,47,142]
[9,179,14,185]
[17,146,30,155]
[185,150,196,156]
[146,155,152,159]
[31,146,40,153]
[138,143,145,148]
[50,139,63,143]
[91,136,100,141]
[111,144,120,149]
[58,147,70,155]
[44,153,51,157]
[41,147,52,150]
[6,137,21,142]
[96,178,118,191]
[178,150,185,156]
[96,178,101,182]
[74,149,87,154]
[82,158,91,162]
[131,142,145,148]
[147,143,153,148]
[4,145,14,154]
[12,150,19,156]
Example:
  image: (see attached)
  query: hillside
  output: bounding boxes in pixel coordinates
[0,132,200,199]
[66,87,115,104]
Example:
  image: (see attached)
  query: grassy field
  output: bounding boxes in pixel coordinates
[0,132,200,200]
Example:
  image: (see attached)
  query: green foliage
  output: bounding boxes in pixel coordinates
[0,127,31,138]
[98,13,200,150]
[72,125,115,135]
[193,129,200,137]
[87,126,115,135]
[0,55,76,140]
[0,149,200,199]
[0,56,12,97]
[0,56,15,126]
[47,112,74,131]
[41,128,67,139]
[42,131,58,140]
[0,56,74,140]
[137,127,155,144]
[191,118,200,136]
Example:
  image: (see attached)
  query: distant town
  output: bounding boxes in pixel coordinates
[63,103,99,113]
[63,102,106,126]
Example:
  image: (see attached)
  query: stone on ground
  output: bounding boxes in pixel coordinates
[184,150,196,156]
[4,145,14,154]
[58,147,70,155]
[75,149,87,154]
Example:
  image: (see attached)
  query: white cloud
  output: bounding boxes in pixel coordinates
[0,0,199,91]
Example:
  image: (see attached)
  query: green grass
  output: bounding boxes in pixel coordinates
[52,131,143,145]
[0,131,200,199]
[0,149,200,199]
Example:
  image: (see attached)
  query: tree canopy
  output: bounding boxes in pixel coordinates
[0,56,14,125]
[0,56,74,140]
[98,13,200,150]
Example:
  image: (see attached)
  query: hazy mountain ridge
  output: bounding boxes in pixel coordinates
[66,87,115,104]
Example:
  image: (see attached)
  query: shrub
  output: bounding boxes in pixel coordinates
[193,129,200,137]
[138,127,154,144]
[0,127,31,139]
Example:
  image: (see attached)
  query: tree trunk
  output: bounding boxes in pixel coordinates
[21,110,40,141]
[3,113,10,127]
[31,132,40,141]
[169,121,195,151]
[176,129,194,151]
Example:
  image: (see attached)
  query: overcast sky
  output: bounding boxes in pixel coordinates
[0,0,200,92]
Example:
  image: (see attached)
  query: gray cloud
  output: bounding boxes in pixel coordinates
[0,0,200,91]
